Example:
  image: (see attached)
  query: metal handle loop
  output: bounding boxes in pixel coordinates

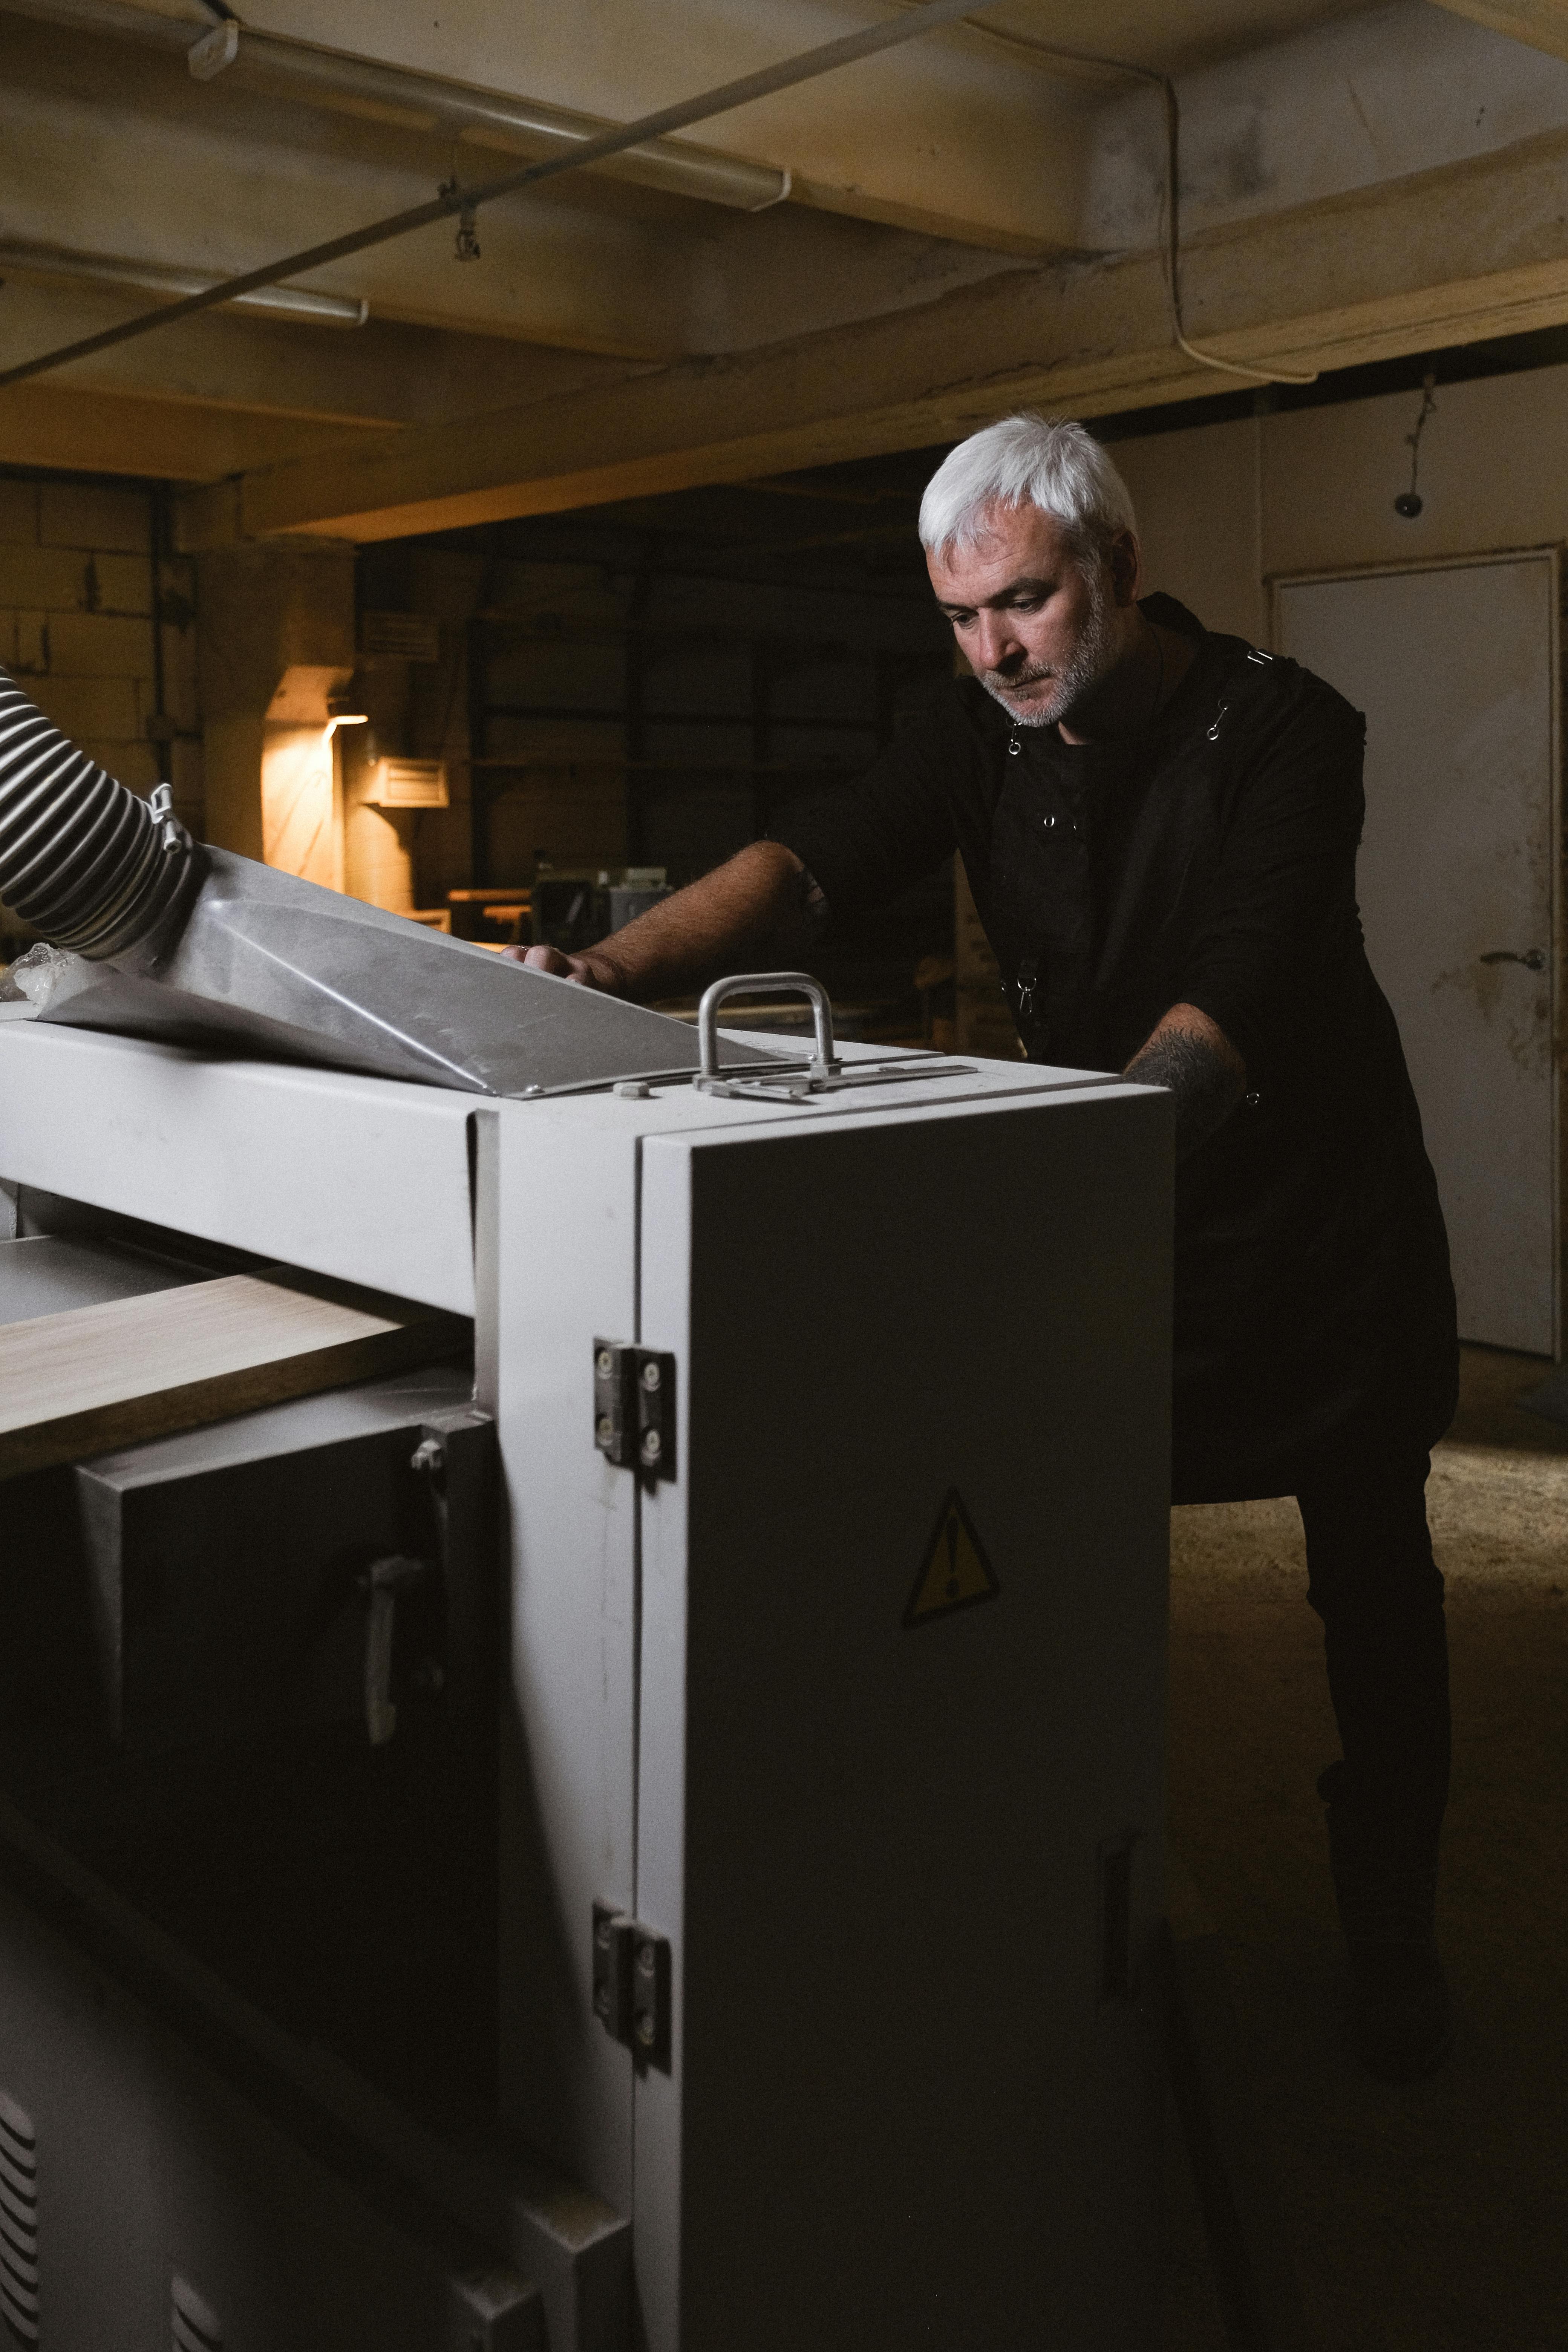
[697,971,835,1082]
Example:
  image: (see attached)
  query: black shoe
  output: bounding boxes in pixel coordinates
[1317,1760,1453,2084]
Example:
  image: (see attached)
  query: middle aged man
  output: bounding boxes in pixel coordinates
[514,413,1459,2082]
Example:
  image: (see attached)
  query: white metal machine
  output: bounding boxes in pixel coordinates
[0,681,1173,2348]
[0,1006,1170,2350]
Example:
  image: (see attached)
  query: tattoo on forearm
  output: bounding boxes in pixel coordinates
[1124,1028,1245,1159]
[795,864,829,935]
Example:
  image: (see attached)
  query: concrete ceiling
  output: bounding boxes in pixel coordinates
[1,0,1566,541]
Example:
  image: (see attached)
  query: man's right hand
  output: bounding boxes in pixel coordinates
[505,943,606,987]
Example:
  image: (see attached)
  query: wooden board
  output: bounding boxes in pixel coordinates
[0,1269,468,1481]
[0,1235,209,1329]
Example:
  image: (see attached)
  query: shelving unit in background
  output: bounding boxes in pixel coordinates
[464,610,949,890]
[365,452,964,1034]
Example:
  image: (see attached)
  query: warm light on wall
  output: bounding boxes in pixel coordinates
[262,665,357,893]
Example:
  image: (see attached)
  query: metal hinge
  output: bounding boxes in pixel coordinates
[592,1902,672,2069]
[593,1340,676,1479]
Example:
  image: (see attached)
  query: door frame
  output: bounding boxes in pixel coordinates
[1268,546,1565,1360]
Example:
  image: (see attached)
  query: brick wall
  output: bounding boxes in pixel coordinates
[0,475,202,952]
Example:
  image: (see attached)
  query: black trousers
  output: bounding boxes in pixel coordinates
[1294,1430,1450,1867]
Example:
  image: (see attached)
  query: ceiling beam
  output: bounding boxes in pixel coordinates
[0,381,404,480]
[0,0,1088,258]
[175,124,1568,546]
[0,277,642,463]
[1428,0,1568,65]
[0,16,1036,374]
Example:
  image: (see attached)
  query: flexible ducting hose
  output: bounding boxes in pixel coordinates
[0,668,194,959]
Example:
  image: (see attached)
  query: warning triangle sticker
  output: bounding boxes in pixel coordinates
[903,1488,1000,1629]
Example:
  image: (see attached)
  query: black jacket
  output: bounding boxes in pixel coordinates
[774,594,1458,1501]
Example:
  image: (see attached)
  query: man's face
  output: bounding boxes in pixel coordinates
[926,502,1127,729]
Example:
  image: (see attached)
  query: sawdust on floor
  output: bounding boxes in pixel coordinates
[1163,1347,1568,2352]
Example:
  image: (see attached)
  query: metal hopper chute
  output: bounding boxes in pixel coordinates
[0,670,783,1096]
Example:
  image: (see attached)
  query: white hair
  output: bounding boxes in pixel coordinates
[917,413,1136,567]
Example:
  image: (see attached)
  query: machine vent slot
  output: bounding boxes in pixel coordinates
[0,2088,38,2347]
[171,2272,223,2352]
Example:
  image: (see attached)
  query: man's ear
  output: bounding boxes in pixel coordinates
[1108,528,1142,607]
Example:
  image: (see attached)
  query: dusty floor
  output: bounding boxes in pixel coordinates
[1163,1348,1568,2351]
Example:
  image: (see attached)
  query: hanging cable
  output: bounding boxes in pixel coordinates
[1393,374,1438,516]
[1155,77,1316,385]
[925,12,1318,387]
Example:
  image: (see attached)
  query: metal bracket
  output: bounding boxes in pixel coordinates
[691,1055,978,1104]
[593,1340,676,1480]
[592,1902,672,2070]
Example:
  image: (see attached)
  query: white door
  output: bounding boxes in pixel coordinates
[1277,556,1559,1356]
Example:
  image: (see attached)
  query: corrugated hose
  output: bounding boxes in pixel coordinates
[0,668,194,959]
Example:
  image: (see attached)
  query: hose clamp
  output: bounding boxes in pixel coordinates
[149,781,189,855]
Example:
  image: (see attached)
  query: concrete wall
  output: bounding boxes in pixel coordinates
[1112,357,1568,641]
[1113,417,1266,644]
[0,475,201,839]
[0,476,374,940]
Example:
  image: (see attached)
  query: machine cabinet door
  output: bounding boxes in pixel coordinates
[631,1091,1171,2352]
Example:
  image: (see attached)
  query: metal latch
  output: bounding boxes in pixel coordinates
[592,1902,672,2069]
[594,1341,676,1479]
[688,970,975,1102]
[695,970,838,1094]
[359,1553,427,1746]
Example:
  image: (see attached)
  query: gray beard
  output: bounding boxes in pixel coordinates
[976,571,1117,730]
